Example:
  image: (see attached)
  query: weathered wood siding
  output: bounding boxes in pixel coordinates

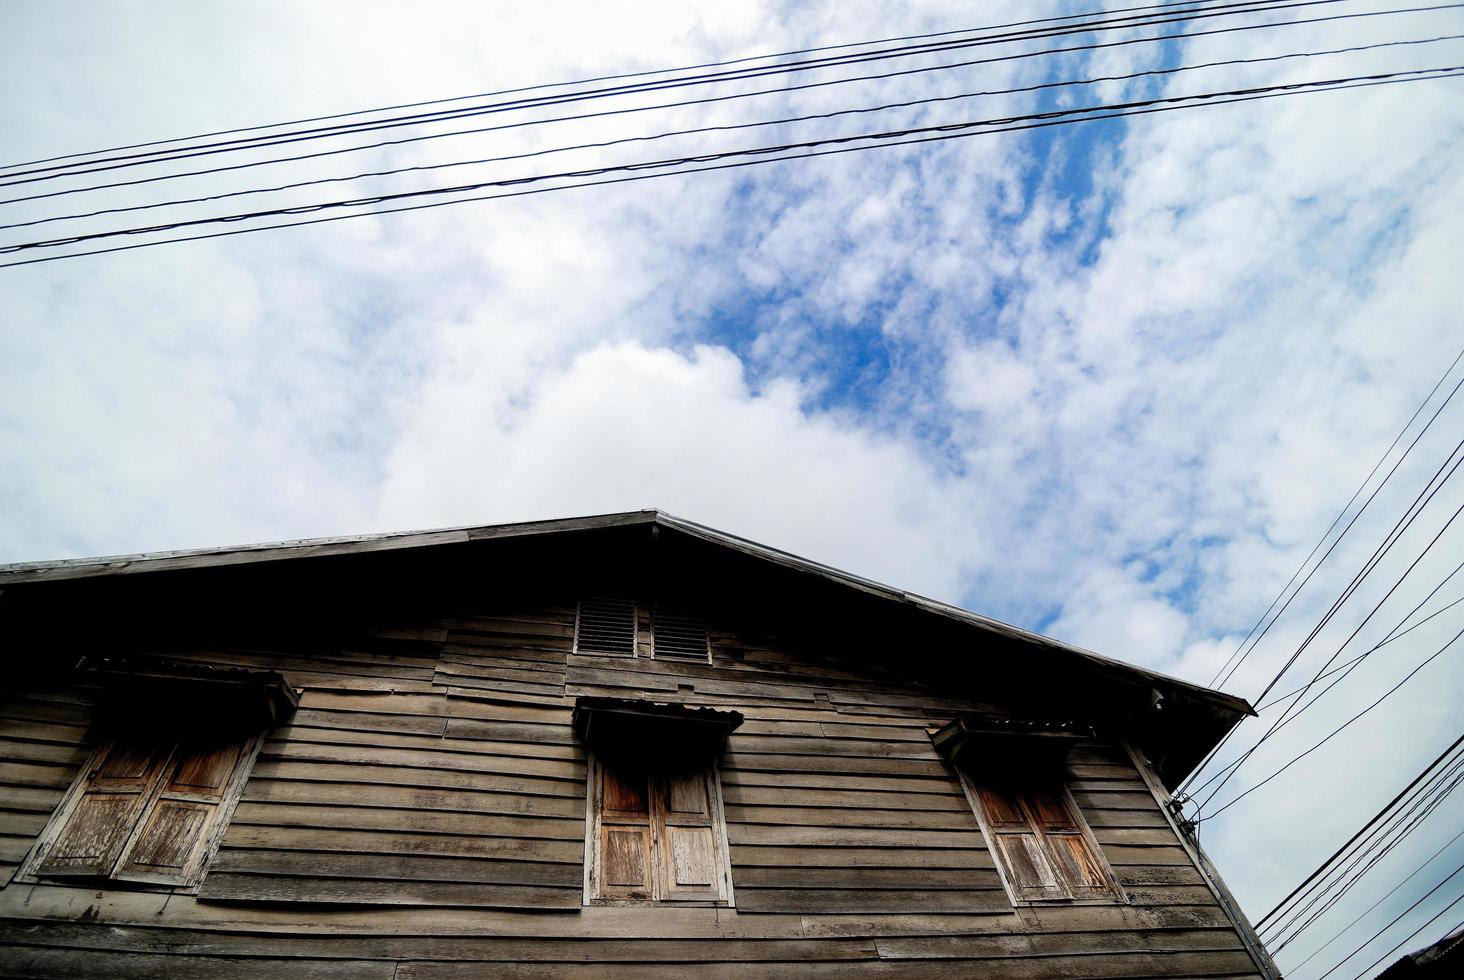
[0,601,1262,978]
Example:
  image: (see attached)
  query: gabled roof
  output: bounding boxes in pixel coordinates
[0,509,1252,784]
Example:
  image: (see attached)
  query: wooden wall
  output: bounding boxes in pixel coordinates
[0,599,1263,978]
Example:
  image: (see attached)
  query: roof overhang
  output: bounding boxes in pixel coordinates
[0,509,1251,788]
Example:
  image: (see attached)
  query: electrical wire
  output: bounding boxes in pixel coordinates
[1264,754,1464,973]
[1268,759,1464,948]
[0,0,1326,187]
[0,0,1253,172]
[1275,564,1464,724]
[1208,343,1464,691]
[1274,784,1464,961]
[5,0,1440,209]
[1179,353,1464,803]
[1185,425,1464,803]
[1321,871,1464,978]
[1286,828,1464,974]
[1350,907,1464,980]
[2,67,1455,270]
[1219,571,1464,799]
[1254,734,1464,933]
[1194,479,1464,809]
[11,32,1461,235]
[1267,758,1464,950]
[1200,623,1462,820]
[1257,586,1464,712]
[3,65,1459,262]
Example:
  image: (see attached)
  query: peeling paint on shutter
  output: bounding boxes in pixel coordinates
[36,741,171,877]
[592,763,654,901]
[116,739,242,884]
[963,776,1125,906]
[1028,786,1120,899]
[25,729,264,890]
[975,783,1068,901]
[655,771,722,900]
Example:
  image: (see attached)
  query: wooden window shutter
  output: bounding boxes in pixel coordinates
[115,737,244,884]
[974,783,1068,902]
[25,729,263,889]
[35,740,172,877]
[1026,785,1119,899]
[588,756,731,905]
[962,775,1124,905]
[655,771,721,900]
[592,763,654,900]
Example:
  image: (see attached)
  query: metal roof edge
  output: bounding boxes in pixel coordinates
[0,510,659,584]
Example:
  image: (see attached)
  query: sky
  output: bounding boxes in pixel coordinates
[2,1,1462,975]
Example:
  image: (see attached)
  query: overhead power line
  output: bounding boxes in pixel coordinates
[1191,443,1464,803]
[1260,746,1463,972]
[10,32,1460,236]
[1267,562,1464,724]
[1181,405,1464,802]
[6,0,1418,209]
[1265,753,1464,951]
[1190,440,1464,809]
[1200,622,1463,820]
[1200,563,1464,805]
[1192,482,1463,810]
[1207,343,1464,692]
[2,65,1460,270]
[1286,828,1464,974]
[0,0,1277,173]
[0,0,1328,188]
[1256,583,1464,713]
[1324,871,1464,979]
[1254,734,1464,934]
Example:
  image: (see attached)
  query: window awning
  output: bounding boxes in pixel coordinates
[932,717,1092,776]
[79,653,299,729]
[573,696,742,770]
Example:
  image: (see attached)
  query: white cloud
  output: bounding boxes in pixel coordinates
[3,3,1463,972]
[1047,563,1191,666]
[377,340,981,601]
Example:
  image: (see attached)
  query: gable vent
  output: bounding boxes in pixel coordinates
[652,604,710,661]
[575,597,637,656]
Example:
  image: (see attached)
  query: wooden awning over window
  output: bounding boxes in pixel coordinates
[573,696,743,771]
[932,717,1092,776]
[79,654,299,730]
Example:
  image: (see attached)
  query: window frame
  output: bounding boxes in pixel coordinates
[582,752,735,907]
[17,730,265,893]
[954,766,1128,907]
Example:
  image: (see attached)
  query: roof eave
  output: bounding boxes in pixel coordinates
[0,508,1253,724]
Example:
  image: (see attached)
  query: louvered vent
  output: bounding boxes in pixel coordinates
[576,597,638,656]
[652,604,710,661]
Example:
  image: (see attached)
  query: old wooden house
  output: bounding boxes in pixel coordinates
[0,510,1279,978]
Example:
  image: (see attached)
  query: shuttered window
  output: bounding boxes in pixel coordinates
[575,597,711,663]
[24,731,261,889]
[586,755,732,905]
[649,603,710,661]
[575,597,638,656]
[963,775,1124,905]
